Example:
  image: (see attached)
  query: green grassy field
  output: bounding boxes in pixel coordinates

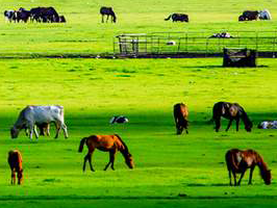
[1,0,277,207]
[1,0,277,55]
[1,58,277,207]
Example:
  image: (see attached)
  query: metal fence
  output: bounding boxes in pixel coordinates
[114,31,277,57]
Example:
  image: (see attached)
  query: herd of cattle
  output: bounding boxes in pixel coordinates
[4,7,66,23]
[4,7,272,24]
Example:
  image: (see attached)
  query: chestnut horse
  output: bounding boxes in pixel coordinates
[225,149,271,186]
[8,150,23,185]
[173,103,189,135]
[212,102,253,132]
[78,134,134,171]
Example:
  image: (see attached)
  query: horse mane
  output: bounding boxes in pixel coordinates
[256,152,269,173]
[114,134,129,154]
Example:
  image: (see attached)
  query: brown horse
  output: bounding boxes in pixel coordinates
[78,134,134,171]
[100,7,116,23]
[8,150,23,185]
[225,149,271,186]
[173,103,189,135]
[212,102,253,132]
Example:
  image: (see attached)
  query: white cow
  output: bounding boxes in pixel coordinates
[4,10,17,22]
[109,115,129,124]
[11,105,68,140]
[259,9,272,20]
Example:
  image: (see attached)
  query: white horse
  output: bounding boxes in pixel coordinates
[11,105,68,140]
[259,9,272,20]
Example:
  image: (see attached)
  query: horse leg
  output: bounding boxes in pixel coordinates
[11,170,16,184]
[226,119,233,132]
[232,170,237,186]
[228,170,232,186]
[46,123,50,136]
[236,118,240,131]
[237,170,246,186]
[104,150,116,171]
[102,14,104,23]
[83,151,95,172]
[248,166,255,185]
[214,117,221,132]
[106,15,109,23]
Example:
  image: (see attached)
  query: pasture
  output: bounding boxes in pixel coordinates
[1,58,277,207]
[1,0,277,207]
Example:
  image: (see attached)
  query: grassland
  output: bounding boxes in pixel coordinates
[1,0,277,55]
[1,58,277,207]
[1,0,277,207]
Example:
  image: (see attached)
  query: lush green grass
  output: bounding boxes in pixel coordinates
[0,58,277,207]
[1,0,277,207]
[1,0,277,55]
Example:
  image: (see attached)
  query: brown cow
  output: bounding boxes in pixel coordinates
[173,103,189,135]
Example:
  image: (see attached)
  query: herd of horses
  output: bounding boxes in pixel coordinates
[4,7,272,24]
[7,101,272,186]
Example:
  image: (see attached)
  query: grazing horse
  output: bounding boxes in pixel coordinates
[78,134,134,171]
[212,102,253,132]
[8,150,23,185]
[225,149,271,186]
[164,13,189,22]
[100,7,116,23]
[173,103,189,135]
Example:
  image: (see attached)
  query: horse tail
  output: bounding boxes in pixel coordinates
[164,14,172,21]
[114,134,129,153]
[78,137,87,152]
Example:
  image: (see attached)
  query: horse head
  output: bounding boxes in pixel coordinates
[261,169,271,185]
[125,153,134,169]
[245,121,253,132]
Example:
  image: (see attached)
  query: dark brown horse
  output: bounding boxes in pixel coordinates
[8,150,23,185]
[225,149,271,186]
[164,13,189,22]
[173,103,189,135]
[212,102,253,132]
[78,134,134,171]
[242,10,259,21]
[100,7,116,23]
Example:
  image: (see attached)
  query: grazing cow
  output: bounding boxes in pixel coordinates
[8,150,23,185]
[100,7,116,23]
[239,10,259,21]
[110,115,129,124]
[16,8,30,23]
[4,10,17,22]
[58,15,66,23]
[11,105,68,140]
[173,103,189,135]
[78,134,134,171]
[212,102,253,132]
[164,13,189,22]
[259,9,272,20]
[210,32,233,38]
[225,149,271,186]
[30,7,59,23]
[258,121,277,129]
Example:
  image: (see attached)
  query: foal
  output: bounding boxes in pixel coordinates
[225,149,271,186]
[78,134,134,171]
[212,102,253,132]
[173,103,189,135]
[8,150,23,185]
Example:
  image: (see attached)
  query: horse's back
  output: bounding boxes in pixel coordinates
[87,135,118,150]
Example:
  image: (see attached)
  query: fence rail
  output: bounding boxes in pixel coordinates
[114,31,277,57]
